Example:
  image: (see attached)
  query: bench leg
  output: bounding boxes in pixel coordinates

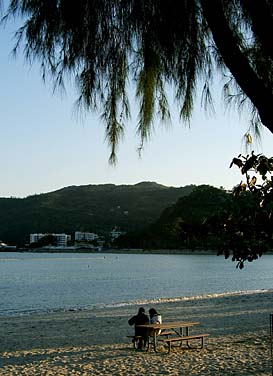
[165,337,207,353]
[145,337,150,352]
[132,337,139,349]
[152,334,160,353]
[131,336,147,350]
[187,337,205,349]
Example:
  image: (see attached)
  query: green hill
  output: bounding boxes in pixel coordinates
[115,185,233,249]
[0,182,195,245]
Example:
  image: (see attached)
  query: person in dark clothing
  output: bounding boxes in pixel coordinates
[128,307,149,349]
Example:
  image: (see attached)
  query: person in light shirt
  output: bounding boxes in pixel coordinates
[149,308,162,335]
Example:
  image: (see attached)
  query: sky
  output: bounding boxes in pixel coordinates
[1,19,273,198]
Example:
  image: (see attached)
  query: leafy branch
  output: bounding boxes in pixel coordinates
[220,152,273,268]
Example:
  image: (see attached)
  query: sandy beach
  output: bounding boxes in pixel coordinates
[0,290,272,375]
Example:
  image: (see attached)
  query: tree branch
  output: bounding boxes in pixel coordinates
[241,0,273,62]
[201,0,273,133]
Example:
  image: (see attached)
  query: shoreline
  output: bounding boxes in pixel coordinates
[4,248,273,256]
[1,248,222,255]
[0,291,272,374]
[2,288,272,320]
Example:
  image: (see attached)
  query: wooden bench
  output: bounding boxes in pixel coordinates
[161,333,209,353]
[127,331,174,350]
[159,331,174,337]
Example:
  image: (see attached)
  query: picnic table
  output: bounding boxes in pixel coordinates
[136,321,209,353]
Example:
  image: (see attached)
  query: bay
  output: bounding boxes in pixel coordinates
[0,252,272,317]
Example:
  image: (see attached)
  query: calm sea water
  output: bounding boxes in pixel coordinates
[0,252,272,317]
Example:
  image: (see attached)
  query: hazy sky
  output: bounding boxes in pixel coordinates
[1,20,273,198]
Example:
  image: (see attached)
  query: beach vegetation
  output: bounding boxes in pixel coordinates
[219,152,273,268]
[1,1,272,162]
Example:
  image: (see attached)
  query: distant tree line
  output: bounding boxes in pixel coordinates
[0,183,193,246]
[115,168,273,268]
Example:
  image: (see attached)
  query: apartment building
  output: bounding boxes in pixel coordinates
[30,233,71,247]
[75,231,99,242]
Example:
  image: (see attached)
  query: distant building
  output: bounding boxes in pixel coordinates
[75,231,99,242]
[30,233,71,247]
[110,228,125,241]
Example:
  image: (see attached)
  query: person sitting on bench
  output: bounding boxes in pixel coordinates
[128,307,149,350]
[149,308,162,335]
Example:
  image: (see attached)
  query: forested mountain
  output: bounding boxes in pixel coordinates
[0,182,194,245]
[115,185,256,250]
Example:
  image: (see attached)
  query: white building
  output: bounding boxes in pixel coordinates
[110,228,125,241]
[30,233,71,247]
[75,231,99,242]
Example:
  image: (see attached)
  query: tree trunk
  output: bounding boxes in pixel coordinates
[201,0,273,134]
[241,0,273,62]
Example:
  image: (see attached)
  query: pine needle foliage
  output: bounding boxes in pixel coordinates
[1,0,273,161]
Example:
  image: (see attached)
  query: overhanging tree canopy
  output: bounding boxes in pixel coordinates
[1,0,273,161]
